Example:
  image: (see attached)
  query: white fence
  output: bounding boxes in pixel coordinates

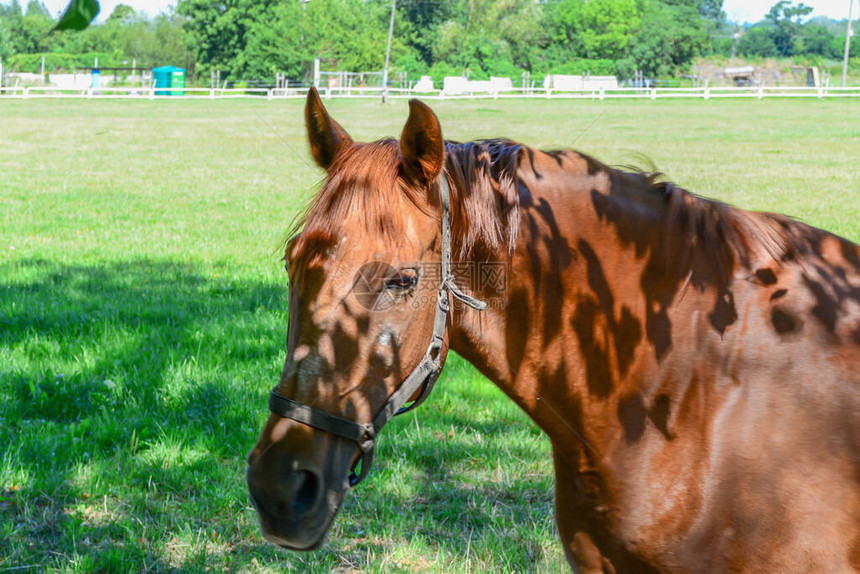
[3,84,860,100]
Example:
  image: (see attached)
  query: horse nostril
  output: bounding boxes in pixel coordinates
[291,469,321,515]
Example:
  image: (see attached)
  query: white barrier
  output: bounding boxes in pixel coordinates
[543,75,619,91]
[1,85,859,100]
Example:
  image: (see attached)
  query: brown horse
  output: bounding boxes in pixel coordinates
[246,88,860,572]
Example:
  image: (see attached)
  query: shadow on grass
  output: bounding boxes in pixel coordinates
[0,258,559,570]
[0,258,290,569]
[337,417,558,570]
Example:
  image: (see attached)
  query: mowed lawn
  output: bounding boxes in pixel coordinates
[1,97,858,572]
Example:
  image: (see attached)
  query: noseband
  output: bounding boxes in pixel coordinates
[268,174,487,486]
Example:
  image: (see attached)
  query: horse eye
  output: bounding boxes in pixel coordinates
[385,271,418,291]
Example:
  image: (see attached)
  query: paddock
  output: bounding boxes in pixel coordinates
[1,98,858,571]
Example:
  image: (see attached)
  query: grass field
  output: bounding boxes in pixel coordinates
[1,97,859,573]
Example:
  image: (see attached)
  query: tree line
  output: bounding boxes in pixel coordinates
[1,0,858,83]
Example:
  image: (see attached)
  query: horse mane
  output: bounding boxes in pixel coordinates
[288,136,817,285]
[445,139,522,258]
[625,172,822,289]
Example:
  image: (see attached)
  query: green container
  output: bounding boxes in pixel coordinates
[152,66,185,96]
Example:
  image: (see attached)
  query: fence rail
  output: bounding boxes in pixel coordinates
[2,84,860,100]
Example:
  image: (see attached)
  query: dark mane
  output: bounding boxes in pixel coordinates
[444,139,522,258]
[572,154,822,284]
[648,177,821,278]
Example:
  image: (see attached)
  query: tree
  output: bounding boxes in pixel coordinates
[427,0,545,78]
[0,0,57,54]
[0,1,24,57]
[396,0,458,67]
[798,22,837,57]
[0,17,13,63]
[765,0,813,56]
[176,0,279,78]
[548,0,644,61]
[106,3,135,24]
[629,0,710,77]
[737,26,778,57]
[243,0,419,82]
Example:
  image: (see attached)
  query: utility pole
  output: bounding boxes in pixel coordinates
[381,0,396,103]
[844,0,855,87]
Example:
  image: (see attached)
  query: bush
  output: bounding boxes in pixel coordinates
[537,58,617,77]
[426,61,462,87]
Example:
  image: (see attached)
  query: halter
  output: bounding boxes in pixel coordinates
[268,173,487,486]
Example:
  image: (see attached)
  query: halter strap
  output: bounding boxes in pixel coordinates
[269,173,486,486]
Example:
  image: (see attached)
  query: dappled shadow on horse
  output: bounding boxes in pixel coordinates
[246,88,860,572]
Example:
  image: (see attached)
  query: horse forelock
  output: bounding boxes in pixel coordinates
[287,138,525,273]
[286,139,431,273]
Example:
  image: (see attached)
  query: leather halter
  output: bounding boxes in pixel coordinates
[269,174,487,486]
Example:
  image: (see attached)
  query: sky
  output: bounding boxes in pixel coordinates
[723,0,855,23]
[40,0,177,21]
[34,0,859,24]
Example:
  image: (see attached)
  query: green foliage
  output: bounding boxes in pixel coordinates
[732,1,843,59]
[548,0,644,60]
[631,0,710,77]
[738,26,779,57]
[0,17,13,62]
[240,0,417,82]
[0,1,194,72]
[0,0,56,54]
[425,0,544,79]
[0,0,855,83]
[797,22,840,59]
[766,0,814,56]
[175,0,285,78]
[539,51,619,76]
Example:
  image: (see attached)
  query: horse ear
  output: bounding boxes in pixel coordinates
[400,99,445,186]
[305,87,353,170]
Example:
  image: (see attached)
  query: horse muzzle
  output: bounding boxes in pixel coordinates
[245,426,352,550]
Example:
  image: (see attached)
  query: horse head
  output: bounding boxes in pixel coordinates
[246,88,459,549]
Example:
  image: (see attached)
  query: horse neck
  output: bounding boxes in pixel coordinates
[449,150,695,460]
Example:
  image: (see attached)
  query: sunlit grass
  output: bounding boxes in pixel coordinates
[1,98,858,571]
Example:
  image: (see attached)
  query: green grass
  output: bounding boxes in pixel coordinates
[1,98,858,572]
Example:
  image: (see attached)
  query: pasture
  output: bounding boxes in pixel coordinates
[1,97,859,572]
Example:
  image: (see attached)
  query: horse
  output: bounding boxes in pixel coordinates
[246,87,860,572]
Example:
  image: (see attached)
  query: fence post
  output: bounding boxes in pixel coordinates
[650,88,657,101]
[704,86,710,101]
[757,85,764,100]
[210,88,215,100]
[23,86,29,99]
[599,86,605,101]
[267,89,273,101]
